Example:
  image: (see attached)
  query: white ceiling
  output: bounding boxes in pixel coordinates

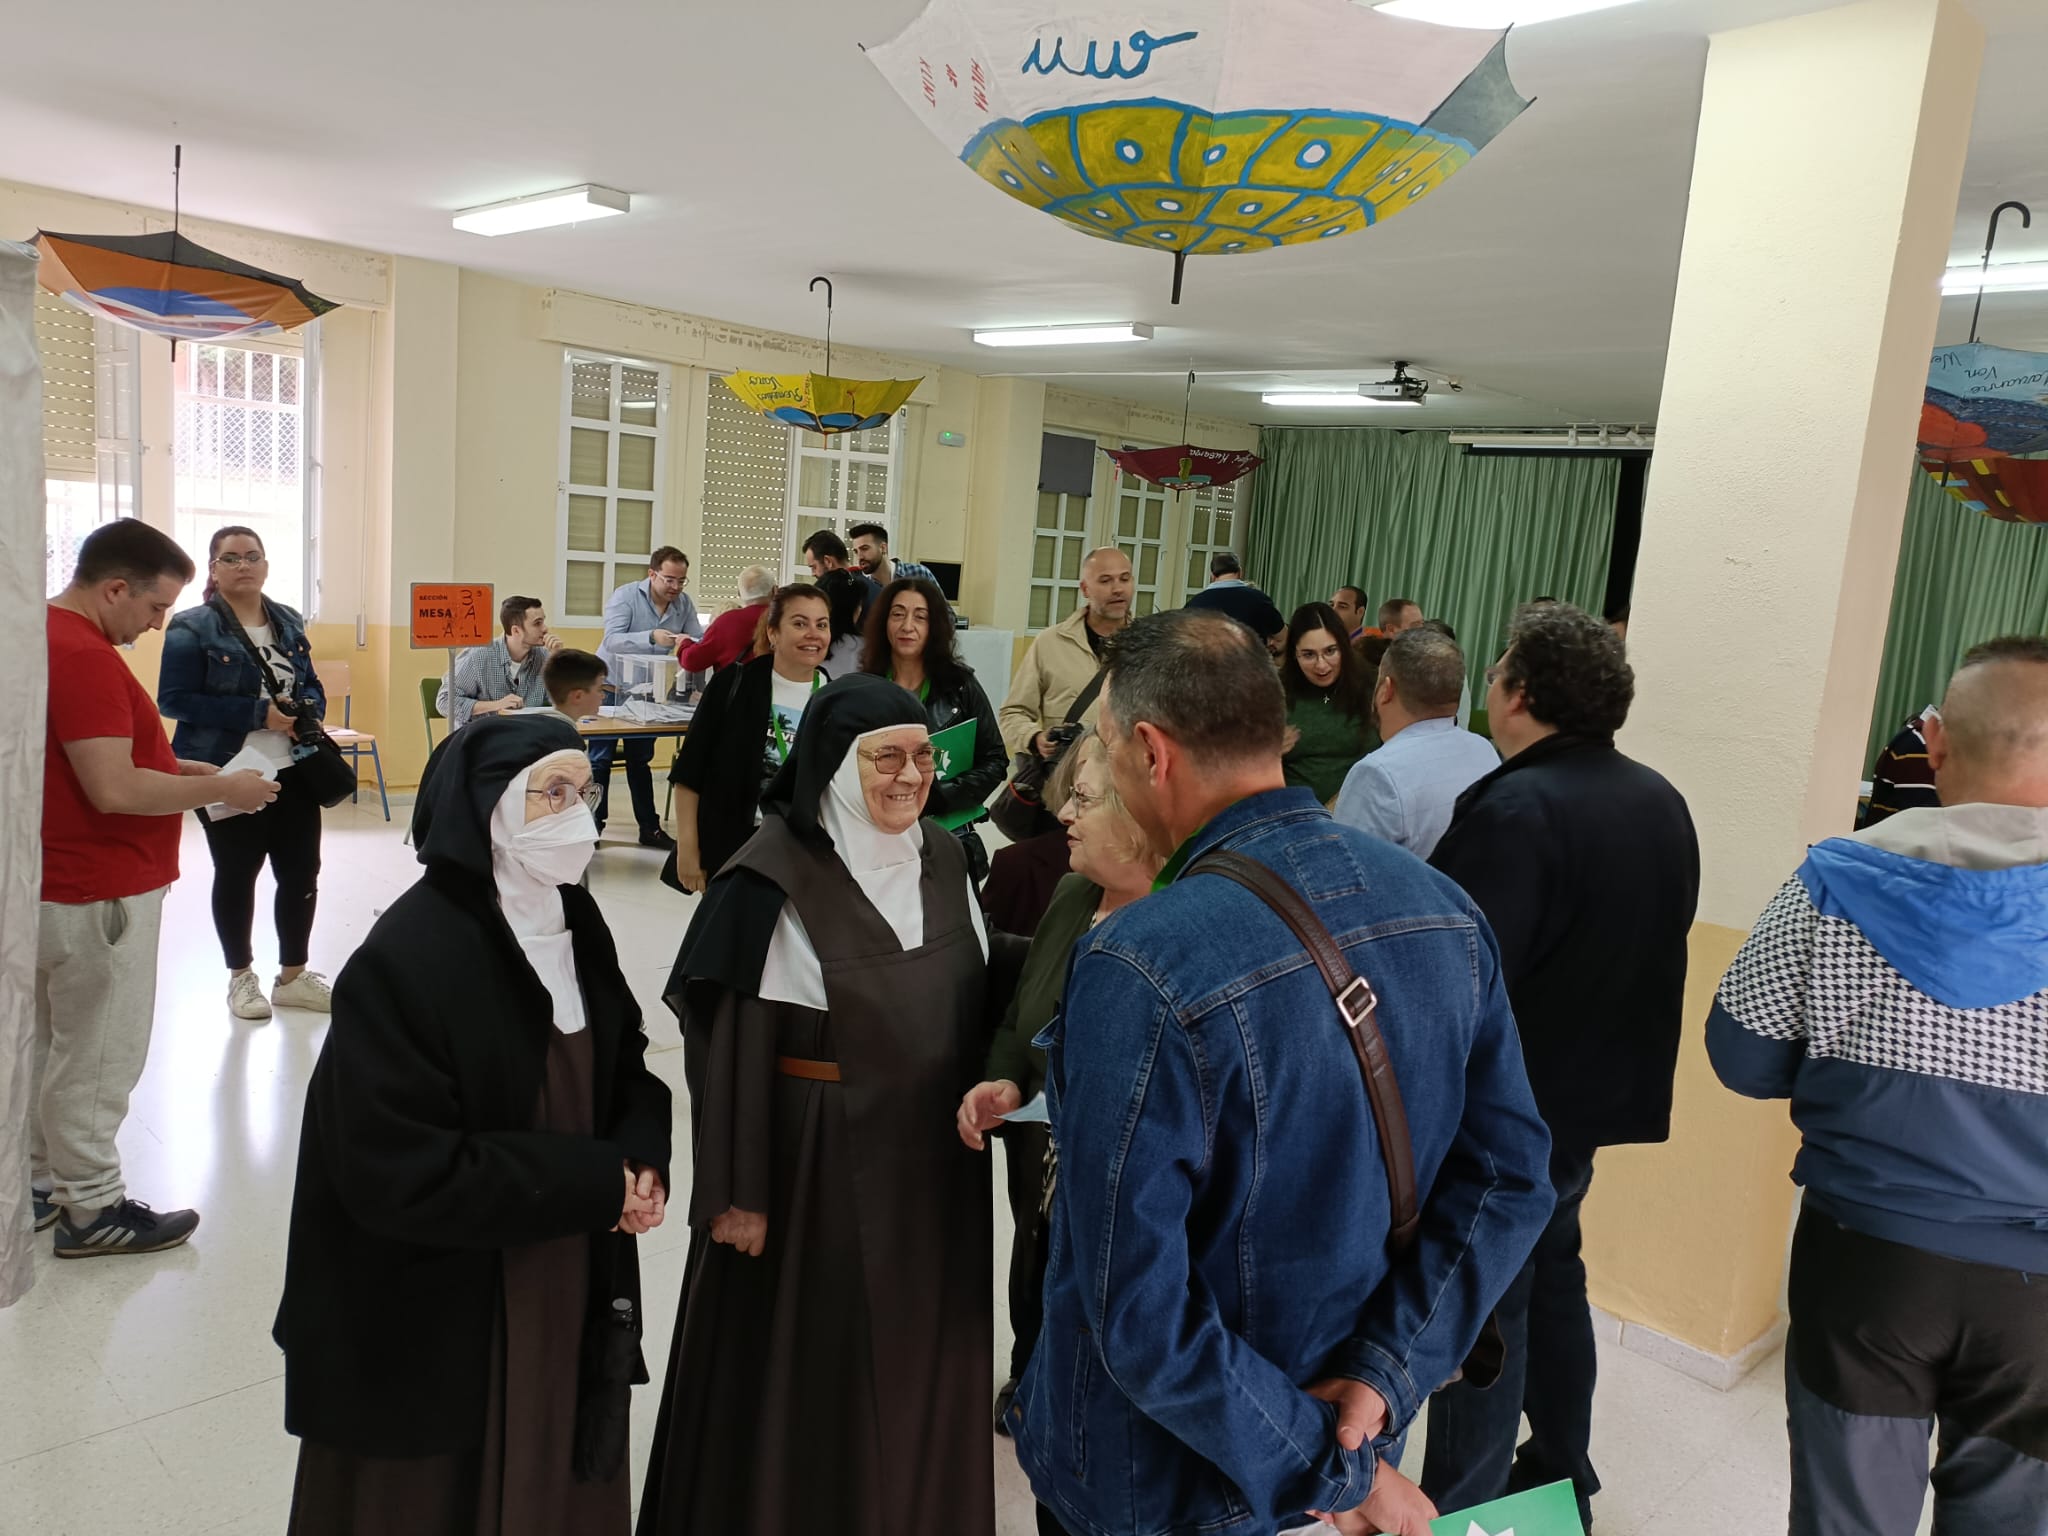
[2,0,2044,429]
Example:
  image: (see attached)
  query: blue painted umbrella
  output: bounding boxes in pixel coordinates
[33,228,338,343]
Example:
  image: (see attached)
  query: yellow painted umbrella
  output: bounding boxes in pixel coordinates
[720,278,921,434]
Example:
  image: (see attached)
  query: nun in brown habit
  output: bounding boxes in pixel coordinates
[637,673,995,1536]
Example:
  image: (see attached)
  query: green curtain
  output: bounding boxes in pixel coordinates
[1247,429,1619,691]
[1863,470,2048,770]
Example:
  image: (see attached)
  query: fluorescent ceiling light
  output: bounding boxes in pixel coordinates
[1262,389,1422,408]
[1942,261,2048,296]
[1374,0,1645,27]
[452,185,630,236]
[972,322,1154,347]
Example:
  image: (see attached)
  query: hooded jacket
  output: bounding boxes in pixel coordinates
[1709,802,2048,1271]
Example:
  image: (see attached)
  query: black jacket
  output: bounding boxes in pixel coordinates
[670,655,816,880]
[919,666,1007,823]
[1431,734,1699,1147]
[274,868,672,1456]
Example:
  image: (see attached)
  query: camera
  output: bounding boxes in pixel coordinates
[272,695,322,744]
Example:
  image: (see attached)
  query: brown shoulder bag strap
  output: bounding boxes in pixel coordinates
[1184,849,1421,1254]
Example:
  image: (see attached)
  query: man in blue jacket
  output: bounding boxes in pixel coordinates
[1710,635,2048,1536]
[1012,609,1554,1536]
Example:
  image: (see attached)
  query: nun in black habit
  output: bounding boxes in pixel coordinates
[275,715,673,1536]
[636,673,996,1536]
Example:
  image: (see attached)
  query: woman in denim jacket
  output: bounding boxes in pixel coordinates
[158,526,333,1022]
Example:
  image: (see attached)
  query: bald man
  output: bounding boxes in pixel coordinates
[1709,635,2048,1536]
[998,547,1133,758]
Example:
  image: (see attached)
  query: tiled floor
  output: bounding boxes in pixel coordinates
[0,799,1925,1535]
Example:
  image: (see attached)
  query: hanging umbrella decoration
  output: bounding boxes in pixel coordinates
[32,147,338,345]
[1104,372,1262,490]
[1918,201,2048,524]
[864,0,1531,303]
[720,277,923,435]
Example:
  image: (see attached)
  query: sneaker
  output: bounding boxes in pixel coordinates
[272,970,333,1012]
[31,1188,58,1232]
[639,827,676,850]
[228,969,273,1021]
[53,1199,200,1259]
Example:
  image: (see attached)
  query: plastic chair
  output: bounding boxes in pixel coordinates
[319,659,390,821]
[421,676,446,749]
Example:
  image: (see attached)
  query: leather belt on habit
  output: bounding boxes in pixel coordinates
[776,1056,842,1083]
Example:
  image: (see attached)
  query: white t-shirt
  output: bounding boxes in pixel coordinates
[758,672,814,823]
[241,622,298,770]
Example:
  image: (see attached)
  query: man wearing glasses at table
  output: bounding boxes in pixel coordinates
[594,546,704,848]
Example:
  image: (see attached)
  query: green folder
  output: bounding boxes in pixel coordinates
[928,718,988,833]
[1432,1480,1585,1536]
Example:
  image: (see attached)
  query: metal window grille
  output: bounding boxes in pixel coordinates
[1028,488,1092,632]
[173,340,309,611]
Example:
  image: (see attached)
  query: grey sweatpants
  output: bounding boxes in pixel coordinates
[29,886,166,1213]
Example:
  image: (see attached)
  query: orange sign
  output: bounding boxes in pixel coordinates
[410,583,494,649]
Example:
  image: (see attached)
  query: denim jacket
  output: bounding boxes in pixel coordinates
[1013,788,1554,1536]
[158,598,327,766]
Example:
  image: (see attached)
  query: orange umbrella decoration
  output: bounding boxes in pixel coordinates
[32,147,337,344]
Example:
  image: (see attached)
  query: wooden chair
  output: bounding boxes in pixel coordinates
[420,676,446,748]
[319,659,390,821]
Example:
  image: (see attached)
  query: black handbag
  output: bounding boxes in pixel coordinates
[211,599,359,809]
[1187,849,1507,1392]
[989,670,1105,843]
[572,1292,648,1482]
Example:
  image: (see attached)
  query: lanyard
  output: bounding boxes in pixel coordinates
[887,668,931,703]
[769,671,824,762]
[1151,817,1213,893]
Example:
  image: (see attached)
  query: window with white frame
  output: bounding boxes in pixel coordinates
[783,417,900,583]
[172,337,314,612]
[38,297,139,596]
[559,352,668,622]
[1028,485,1092,632]
[1109,452,1169,617]
[1182,477,1244,604]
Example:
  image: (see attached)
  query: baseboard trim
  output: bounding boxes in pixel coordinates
[1590,1306,1785,1392]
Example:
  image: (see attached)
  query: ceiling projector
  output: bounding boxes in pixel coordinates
[1359,363,1429,404]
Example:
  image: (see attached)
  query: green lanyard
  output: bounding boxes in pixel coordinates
[1151,818,1213,893]
[769,671,825,762]
[886,668,932,704]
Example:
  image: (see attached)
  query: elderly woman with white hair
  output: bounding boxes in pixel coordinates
[637,673,996,1536]
[275,715,673,1535]
[677,563,777,675]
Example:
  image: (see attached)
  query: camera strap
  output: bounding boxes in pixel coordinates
[209,596,293,702]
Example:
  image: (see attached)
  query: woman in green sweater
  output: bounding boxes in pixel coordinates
[956,728,1162,1433]
[1280,600,1377,803]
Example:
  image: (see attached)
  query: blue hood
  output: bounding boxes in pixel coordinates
[1799,839,2048,1009]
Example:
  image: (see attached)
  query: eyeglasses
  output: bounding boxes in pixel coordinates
[212,553,267,569]
[526,782,602,815]
[1067,786,1108,815]
[1485,665,1505,688]
[859,744,937,776]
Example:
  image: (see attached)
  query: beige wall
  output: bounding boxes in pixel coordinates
[13,175,1256,786]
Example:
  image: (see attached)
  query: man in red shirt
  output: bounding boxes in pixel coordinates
[36,521,276,1258]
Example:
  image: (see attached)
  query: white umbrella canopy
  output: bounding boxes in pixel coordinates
[865,0,1531,300]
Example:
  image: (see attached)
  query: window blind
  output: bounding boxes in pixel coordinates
[35,293,96,481]
[698,376,794,608]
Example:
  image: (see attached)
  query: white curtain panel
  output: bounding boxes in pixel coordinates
[0,240,48,1307]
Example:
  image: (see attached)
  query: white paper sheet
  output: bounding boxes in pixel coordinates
[201,744,282,820]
